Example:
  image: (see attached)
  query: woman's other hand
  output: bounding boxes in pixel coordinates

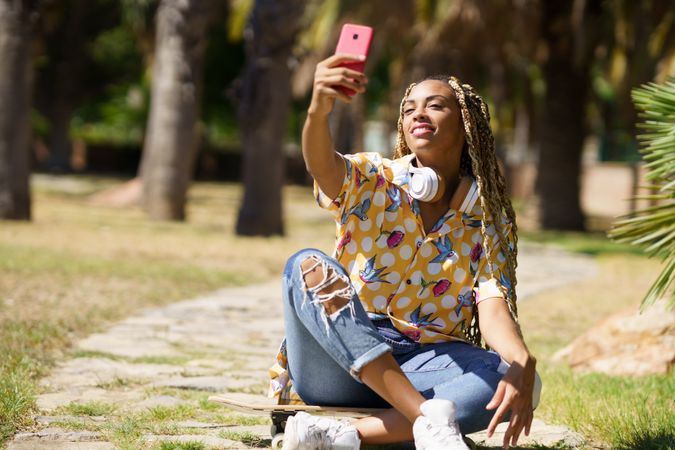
[485,355,536,449]
[308,54,368,117]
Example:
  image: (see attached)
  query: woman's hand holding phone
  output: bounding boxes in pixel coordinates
[308,54,369,117]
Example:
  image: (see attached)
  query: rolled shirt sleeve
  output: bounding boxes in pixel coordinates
[474,219,514,303]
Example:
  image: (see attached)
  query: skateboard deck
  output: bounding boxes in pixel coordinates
[209,394,385,417]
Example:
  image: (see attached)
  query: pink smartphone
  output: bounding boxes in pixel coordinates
[334,23,373,96]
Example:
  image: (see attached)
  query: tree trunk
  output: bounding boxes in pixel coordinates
[140,0,212,221]
[329,95,364,155]
[0,0,35,220]
[532,0,598,231]
[235,0,303,236]
[46,0,87,173]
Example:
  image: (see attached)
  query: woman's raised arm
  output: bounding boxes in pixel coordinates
[302,54,368,200]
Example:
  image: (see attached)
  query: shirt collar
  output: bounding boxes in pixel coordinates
[387,154,479,217]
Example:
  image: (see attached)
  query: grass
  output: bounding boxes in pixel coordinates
[519,254,675,449]
[1,174,673,449]
[62,401,116,417]
[218,430,270,447]
[155,442,206,450]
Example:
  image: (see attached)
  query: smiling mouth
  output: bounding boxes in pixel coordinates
[411,125,434,137]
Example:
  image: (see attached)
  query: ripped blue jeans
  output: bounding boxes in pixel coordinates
[282,248,513,434]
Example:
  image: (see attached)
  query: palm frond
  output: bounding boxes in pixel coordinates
[608,77,675,310]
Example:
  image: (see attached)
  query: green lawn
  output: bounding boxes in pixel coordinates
[1,175,673,448]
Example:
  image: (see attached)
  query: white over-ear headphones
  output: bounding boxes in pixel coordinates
[408,166,446,203]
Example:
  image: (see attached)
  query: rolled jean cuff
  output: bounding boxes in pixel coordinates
[349,342,392,382]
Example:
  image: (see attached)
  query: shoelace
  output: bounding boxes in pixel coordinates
[424,420,466,445]
[303,423,331,450]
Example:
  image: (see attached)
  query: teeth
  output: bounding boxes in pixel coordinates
[413,127,433,134]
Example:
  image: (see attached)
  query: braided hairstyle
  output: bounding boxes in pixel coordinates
[394,75,520,346]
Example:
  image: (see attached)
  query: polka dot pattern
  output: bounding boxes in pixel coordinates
[311,152,513,344]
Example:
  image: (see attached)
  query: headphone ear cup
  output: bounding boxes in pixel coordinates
[409,167,443,202]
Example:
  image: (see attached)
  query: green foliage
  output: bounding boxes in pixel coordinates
[0,363,35,442]
[538,365,675,450]
[609,78,675,309]
[71,83,148,146]
[155,441,205,450]
[64,401,116,417]
[218,430,268,447]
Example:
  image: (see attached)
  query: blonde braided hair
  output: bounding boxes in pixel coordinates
[394,75,520,346]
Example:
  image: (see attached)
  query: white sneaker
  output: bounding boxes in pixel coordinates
[282,411,361,450]
[413,399,469,450]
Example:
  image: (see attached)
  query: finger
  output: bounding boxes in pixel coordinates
[325,53,366,66]
[318,69,368,87]
[502,411,518,449]
[510,415,525,447]
[524,408,533,436]
[486,382,506,410]
[320,75,367,94]
[316,84,353,102]
[486,402,509,437]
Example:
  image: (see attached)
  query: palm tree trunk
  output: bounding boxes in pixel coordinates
[141,0,212,221]
[0,0,36,220]
[235,0,303,236]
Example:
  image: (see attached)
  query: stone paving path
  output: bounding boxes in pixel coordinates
[8,243,594,449]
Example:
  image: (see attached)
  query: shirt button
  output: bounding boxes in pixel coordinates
[406,279,412,285]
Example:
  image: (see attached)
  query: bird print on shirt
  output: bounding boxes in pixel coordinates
[385,186,401,212]
[359,255,391,284]
[431,235,459,264]
[409,304,440,328]
[455,291,474,315]
[340,198,371,224]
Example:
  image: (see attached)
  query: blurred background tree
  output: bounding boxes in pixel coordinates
[235,0,303,236]
[140,0,217,221]
[0,0,672,230]
[0,0,39,220]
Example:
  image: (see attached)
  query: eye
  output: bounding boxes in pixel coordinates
[428,103,443,109]
[403,108,415,115]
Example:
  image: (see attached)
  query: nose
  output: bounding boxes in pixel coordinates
[411,106,429,122]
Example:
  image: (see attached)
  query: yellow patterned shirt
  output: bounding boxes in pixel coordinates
[269,152,513,404]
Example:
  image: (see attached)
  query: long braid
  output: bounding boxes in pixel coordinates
[394,76,520,346]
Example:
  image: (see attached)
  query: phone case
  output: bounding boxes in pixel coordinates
[334,24,373,96]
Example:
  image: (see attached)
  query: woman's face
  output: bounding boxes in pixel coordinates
[401,80,465,170]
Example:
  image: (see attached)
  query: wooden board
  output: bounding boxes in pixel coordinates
[209,395,385,417]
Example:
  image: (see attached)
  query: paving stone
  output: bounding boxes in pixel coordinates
[186,358,236,370]
[40,357,187,390]
[6,442,114,450]
[37,387,144,411]
[172,420,225,429]
[134,395,190,409]
[468,419,585,448]
[13,428,104,441]
[34,415,105,425]
[152,375,260,392]
[77,333,183,359]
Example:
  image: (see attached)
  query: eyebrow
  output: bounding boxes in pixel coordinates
[403,95,452,105]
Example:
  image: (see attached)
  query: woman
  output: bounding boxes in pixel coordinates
[270,53,540,450]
